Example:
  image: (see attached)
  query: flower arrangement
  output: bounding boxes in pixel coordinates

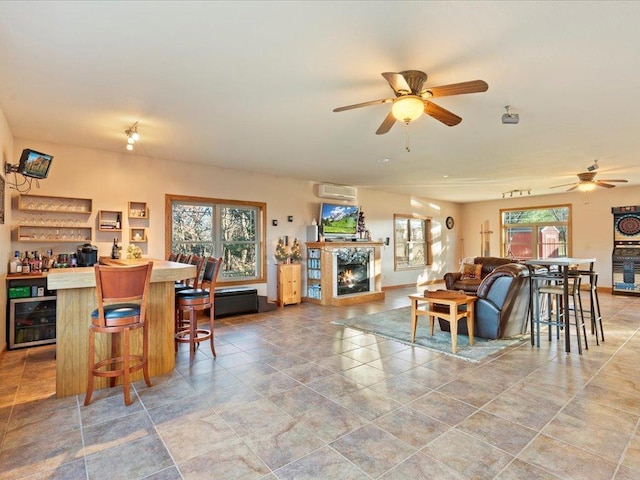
[126,244,143,259]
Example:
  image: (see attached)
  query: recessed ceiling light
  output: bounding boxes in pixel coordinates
[443,174,449,178]
[378,158,390,163]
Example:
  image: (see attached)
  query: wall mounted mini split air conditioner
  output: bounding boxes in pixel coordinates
[317,183,358,201]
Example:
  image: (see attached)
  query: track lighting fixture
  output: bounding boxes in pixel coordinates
[587,159,599,172]
[501,188,531,198]
[125,122,140,151]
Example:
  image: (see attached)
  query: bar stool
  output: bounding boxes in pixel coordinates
[84,262,153,406]
[175,257,222,364]
[174,254,205,334]
[175,254,204,292]
[167,252,178,262]
[536,273,588,354]
[572,269,604,345]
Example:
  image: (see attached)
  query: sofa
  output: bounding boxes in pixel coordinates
[444,256,516,294]
[438,263,531,340]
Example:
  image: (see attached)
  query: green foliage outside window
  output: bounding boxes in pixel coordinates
[170,198,264,281]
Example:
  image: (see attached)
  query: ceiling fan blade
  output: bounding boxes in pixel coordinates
[375,111,396,135]
[333,98,393,112]
[424,80,489,98]
[594,181,617,188]
[566,185,579,192]
[550,182,578,189]
[598,179,628,183]
[382,72,412,95]
[424,101,462,126]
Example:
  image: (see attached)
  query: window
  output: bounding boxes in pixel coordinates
[394,214,431,270]
[501,205,571,260]
[166,195,266,284]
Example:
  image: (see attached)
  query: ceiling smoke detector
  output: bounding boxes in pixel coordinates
[502,105,519,124]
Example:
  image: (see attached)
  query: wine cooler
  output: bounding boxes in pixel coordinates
[9,296,57,349]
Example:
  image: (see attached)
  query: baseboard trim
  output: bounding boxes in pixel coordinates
[383,280,445,291]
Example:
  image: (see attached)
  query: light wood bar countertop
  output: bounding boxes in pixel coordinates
[48,258,195,398]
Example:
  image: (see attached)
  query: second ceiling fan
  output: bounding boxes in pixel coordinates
[550,162,628,192]
[333,70,488,134]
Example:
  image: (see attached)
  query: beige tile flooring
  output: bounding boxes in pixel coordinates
[1,287,640,479]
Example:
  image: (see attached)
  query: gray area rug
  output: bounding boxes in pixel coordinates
[332,306,527,363]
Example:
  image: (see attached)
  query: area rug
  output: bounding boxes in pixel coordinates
[332,307,527,363]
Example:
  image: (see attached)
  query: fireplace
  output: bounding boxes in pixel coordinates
[333,247,374,296]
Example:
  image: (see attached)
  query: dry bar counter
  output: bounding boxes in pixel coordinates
[47,258,195,398]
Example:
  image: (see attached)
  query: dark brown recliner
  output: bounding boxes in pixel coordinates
[444,256,516,294]
[438,263,530,340]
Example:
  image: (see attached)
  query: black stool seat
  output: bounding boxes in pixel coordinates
[91,303,141,324]
[176,288,209,301]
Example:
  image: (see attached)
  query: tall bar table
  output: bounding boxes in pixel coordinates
[47,258,195,397]
[525,257,595,353]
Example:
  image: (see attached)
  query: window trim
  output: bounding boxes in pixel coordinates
[499,203,572,260]
[393,213,432,271]
[165,194,267,285]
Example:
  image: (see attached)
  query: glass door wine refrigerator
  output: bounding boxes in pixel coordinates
[7,277,56,349]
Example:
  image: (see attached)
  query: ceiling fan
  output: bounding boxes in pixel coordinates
[333,70,488,135]
[550,163,628,192]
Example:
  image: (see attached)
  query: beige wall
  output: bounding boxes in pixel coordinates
[6,138,462,305]
[1,109,14,352]
[459,186,640,289]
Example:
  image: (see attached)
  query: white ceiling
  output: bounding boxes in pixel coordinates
[1,1,640,203]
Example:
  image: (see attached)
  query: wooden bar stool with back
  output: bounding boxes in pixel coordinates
[175,257,223,364]
[84,262,154,406]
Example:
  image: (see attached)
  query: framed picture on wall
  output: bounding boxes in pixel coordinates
[0,174,4,224]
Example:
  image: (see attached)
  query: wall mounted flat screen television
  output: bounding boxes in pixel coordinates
[18,148,53,179]
[319,203,359,239]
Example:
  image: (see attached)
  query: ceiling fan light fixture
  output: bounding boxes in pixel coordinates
[391,95,424,123]
[578,182,596,192]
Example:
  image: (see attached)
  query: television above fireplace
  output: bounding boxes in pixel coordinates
[319,202,359,240]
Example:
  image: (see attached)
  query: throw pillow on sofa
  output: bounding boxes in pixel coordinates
[460,263,482,280]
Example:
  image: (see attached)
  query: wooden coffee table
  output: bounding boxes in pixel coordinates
[409,291,476,353]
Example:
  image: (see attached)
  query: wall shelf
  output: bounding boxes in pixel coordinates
[16,226,92,243]
[130,228,147,243]
[98,210,122,232]
[13,195,93,244]
[18,194,92,214]
[128,201,148,219]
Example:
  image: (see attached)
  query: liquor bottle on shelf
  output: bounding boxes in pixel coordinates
[115,213,121,230]
[22,251,30,274]
[9,251,20,273]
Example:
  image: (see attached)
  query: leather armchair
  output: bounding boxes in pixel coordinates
[439,263,530,340]
[444,256,515,294]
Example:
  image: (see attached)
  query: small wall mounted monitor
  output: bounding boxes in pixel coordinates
[18,148,53,179]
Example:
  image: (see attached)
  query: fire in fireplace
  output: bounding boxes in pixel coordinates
[335,248,373,296]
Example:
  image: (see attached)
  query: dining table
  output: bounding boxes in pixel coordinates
[524,257,595,353]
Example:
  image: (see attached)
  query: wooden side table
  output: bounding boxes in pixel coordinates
[409,291,476,353]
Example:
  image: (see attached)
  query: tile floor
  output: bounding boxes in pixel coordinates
[1,287,640,479]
